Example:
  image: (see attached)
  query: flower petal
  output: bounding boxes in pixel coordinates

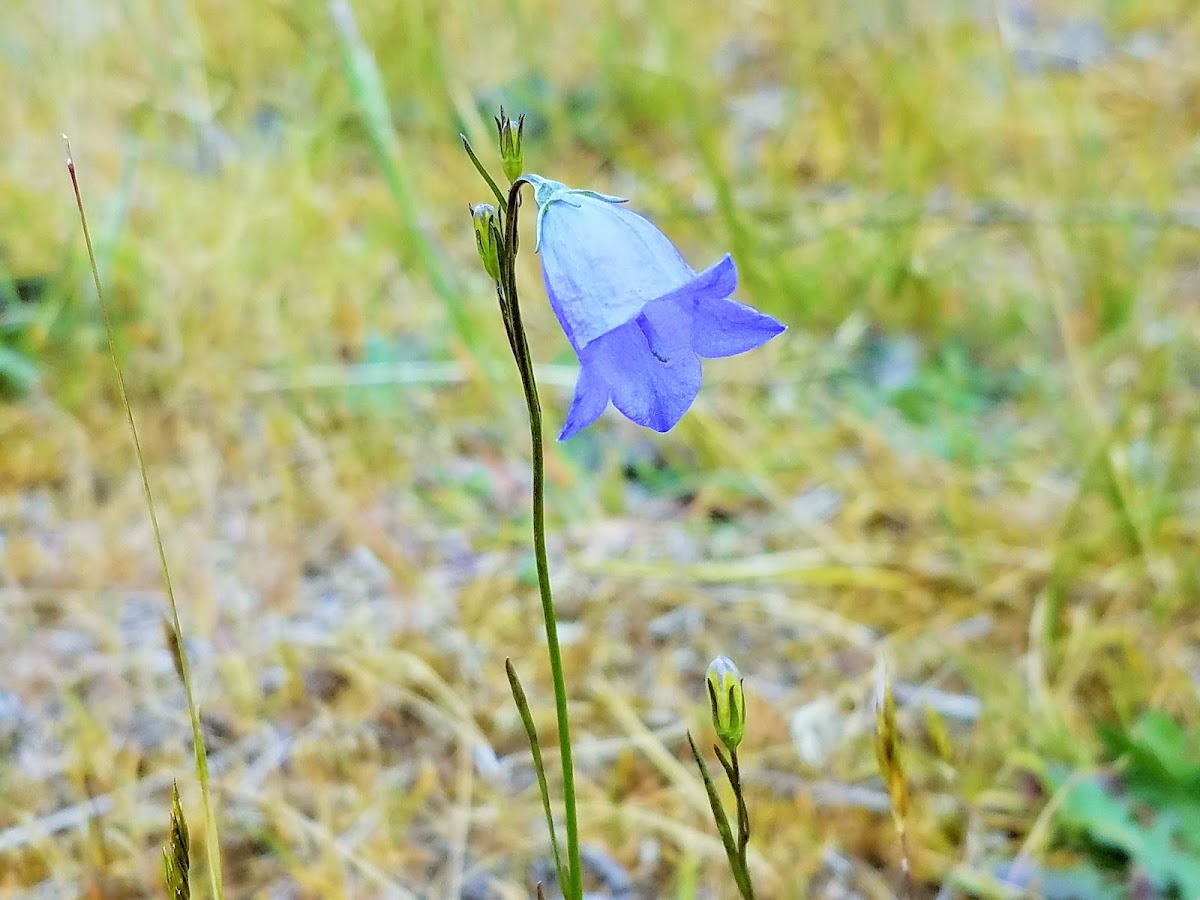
[636,254,738,350]
[651,253,740,313]
[644,254,784,358]
[539,195,693,352]
[558,361,610,441]
[580,318,702,433]
[688,295,785,358]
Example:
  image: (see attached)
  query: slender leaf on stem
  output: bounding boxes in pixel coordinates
[461,135,507,210]
[714,744,737,790]
[506,659,567,891]
[65,140,224,900]
[687,732,744,892]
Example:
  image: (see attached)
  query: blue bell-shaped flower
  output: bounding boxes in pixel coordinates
[525,175,785,439]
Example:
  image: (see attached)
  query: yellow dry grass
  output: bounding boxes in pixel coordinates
[1,0,1199,896]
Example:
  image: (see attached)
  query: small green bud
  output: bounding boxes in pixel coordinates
[471,202,502,282]
[496,108,525,184]
[706,656,746,752]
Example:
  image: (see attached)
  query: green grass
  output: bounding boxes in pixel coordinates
[1,0,1199,895]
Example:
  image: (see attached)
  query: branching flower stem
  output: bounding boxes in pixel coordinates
[498,177,584,900]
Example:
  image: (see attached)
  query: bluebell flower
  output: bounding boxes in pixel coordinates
[524,175,785,440]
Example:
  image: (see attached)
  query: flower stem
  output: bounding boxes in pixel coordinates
[527,364,583,900]
[690,730,758,900]
[501,178,583,900]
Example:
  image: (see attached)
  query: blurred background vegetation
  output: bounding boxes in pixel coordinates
[2,0,1199,896]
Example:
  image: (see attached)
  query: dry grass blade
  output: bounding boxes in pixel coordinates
[65,138,224,900]
[5,2,1196,894]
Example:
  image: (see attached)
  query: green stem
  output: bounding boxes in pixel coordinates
[688,732,753,900]
[715,746,756,900]
[731,751,753,878]
[501,178,583,900]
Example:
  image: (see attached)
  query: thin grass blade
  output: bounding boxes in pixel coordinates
[327,0,477,357]
[66,138,224,900]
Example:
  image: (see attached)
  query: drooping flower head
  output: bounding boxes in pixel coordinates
[524,175,785,440]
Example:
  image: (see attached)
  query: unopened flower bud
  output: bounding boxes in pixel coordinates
[496,109,525,184]
[471,203,501,282]
[706,656,746,752]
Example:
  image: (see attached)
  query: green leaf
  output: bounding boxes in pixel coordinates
[1102,710,1200,786]
[1055,774,1200,896]
[1095,711,1200,856]
[0,305,37,334]
[0,345,39,395]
